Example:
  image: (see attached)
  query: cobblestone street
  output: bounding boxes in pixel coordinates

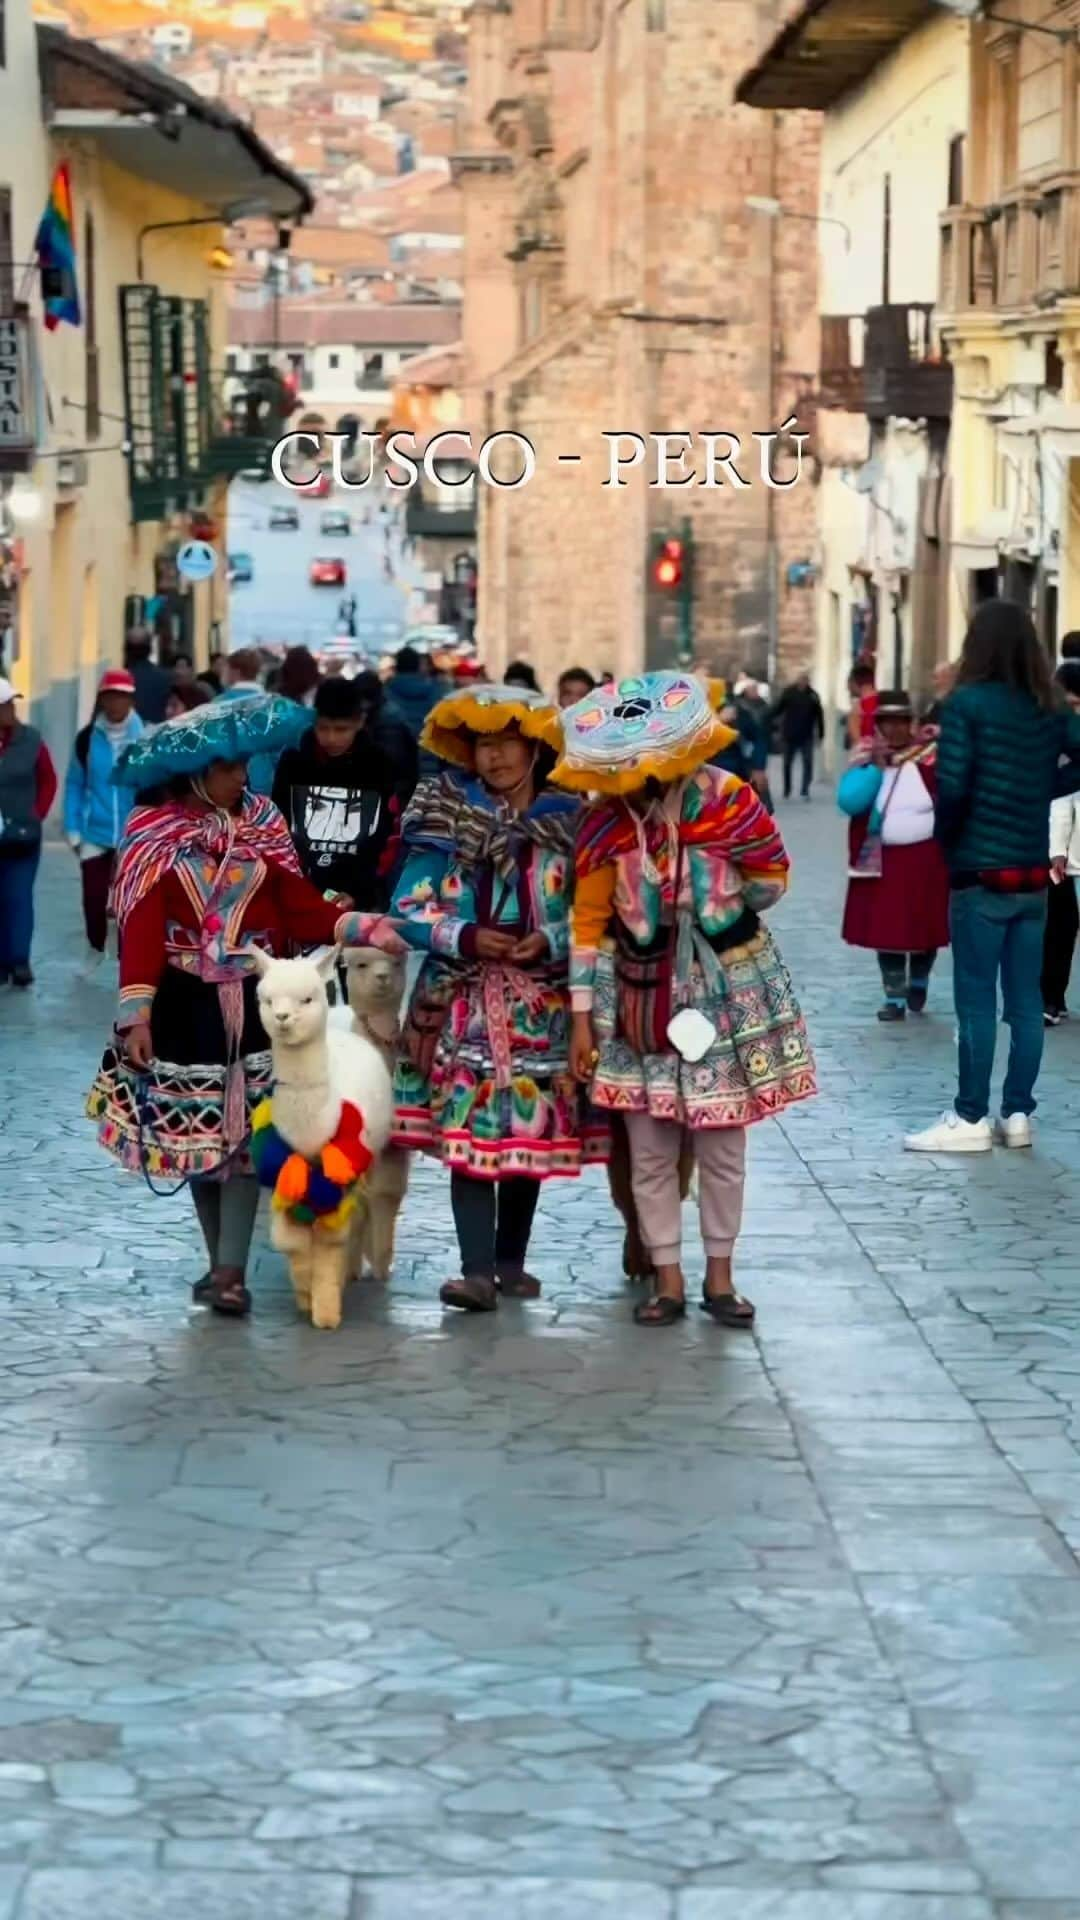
[5,793,1080,1919]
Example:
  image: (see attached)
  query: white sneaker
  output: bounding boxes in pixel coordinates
[903,1111,994,1153]
[995,1113,1033,1149]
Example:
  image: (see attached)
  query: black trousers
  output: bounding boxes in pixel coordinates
[783,739,814,797]
[1042,875,1079,1013]
[450,1173,540,1279]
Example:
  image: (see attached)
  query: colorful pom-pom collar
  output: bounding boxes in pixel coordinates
[551,671,736,795]
[420,683,564,770]
[250,1097,373,1231]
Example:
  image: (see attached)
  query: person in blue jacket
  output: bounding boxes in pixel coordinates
[63,668,144,968]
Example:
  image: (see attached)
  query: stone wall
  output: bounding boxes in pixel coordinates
[458,0,821,691]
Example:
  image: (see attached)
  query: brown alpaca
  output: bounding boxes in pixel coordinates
[607,1112,694,1280]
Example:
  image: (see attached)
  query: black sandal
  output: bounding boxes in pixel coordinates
[209,1268,252,1318]
[440,1274,498,1313]
[496,1268,542,1299]
[700,1286,755,1328]
[633,1294,687,1327]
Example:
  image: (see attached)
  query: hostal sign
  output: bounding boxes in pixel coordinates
[0,315,35,475]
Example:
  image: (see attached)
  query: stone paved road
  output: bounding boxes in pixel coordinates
[3,794,1080,1919]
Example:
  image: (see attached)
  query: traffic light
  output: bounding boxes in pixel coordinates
[654,537,684,590]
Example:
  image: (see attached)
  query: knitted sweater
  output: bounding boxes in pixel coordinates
[935,683,1080,874]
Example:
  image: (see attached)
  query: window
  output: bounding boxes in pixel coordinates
[947,134,965,208]
[0,186,12,314]
[328,351,340,369]
[225,350,238,374]
[1047,338,1064,393]
[84,210,99,437]
[881,174,891,305]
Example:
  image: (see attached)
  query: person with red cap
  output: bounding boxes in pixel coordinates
[64,668,144,971]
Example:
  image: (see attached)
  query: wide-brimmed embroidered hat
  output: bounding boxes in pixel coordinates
[420,681,563,769]
[111,692,310,787]
[552,671,736,795]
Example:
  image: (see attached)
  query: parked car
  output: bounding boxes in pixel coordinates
[269,505,300,531]
[301,471,331,499]
[239,466,270,484]
[309,556,347,588]
[320,509,351,536]
[228,552,254,584]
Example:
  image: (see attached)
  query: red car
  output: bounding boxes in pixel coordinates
[302,470,331,499]
[309,556,346,588]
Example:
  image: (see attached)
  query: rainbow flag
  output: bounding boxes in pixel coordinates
[34,163,80,331]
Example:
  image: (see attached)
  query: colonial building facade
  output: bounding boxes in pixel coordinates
[939,2,1080,658]
[737,0,967,741]
[453,0,820,689]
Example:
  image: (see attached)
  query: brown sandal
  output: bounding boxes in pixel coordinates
[633,1294,687,1327]
[440,1274,498,1313]
[209,1267,252,1318]
[496,1267,542,1299]
[700,1286,755,1328]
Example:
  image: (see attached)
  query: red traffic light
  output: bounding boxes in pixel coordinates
[653,537,684,589]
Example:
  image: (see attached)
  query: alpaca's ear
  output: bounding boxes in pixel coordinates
[316,944,342,984]
[249,946,274,978]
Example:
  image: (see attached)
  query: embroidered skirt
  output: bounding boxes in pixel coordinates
[392,955,609,1180]
[589,926,816,1130]
[87,970,272,1181]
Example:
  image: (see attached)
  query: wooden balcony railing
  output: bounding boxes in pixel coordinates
[818,313,865,411]
[864,304,953,422]
[940,174,1080,314]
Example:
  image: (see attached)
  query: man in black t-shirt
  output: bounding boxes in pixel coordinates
[272,677,398,911]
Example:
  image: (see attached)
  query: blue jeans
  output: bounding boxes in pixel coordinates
[0,845,41,970]
[950,886,1047,1122]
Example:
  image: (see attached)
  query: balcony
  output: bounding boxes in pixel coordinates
[818,314,865,412]
[863,304,953,423]
[405,478,476,541]
[207,369,296,479]
[121,286,292,519]
[940,175,1080,315]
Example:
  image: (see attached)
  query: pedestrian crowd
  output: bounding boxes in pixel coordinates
[4,598,1078,1323]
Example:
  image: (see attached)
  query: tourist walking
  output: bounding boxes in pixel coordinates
[772,671,824,799]
[837,690,950,1021]
[905,600,1080,1153]
[1043,662,1080,1025]
[560,672,815,1328]
[63,668,144,971]
[87,694,401,1317]
[272,676,399,911]
[124,628,172,725]
[386,644,443,781]
[0,676,57,988]
[391,682,607,1311]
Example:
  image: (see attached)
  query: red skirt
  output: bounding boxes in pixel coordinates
[842,838,950,953]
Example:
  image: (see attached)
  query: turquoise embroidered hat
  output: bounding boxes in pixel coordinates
[552,671,735,795]
[112,692,310,787]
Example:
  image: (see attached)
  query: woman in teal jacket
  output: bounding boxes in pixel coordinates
[63,670,144,962]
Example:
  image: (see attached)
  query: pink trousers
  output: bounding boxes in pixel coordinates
[624,1113,746,1266]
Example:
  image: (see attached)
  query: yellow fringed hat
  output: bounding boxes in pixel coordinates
[552,671,736,796]
[420,681,564,769]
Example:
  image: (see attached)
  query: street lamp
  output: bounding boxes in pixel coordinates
[745,196,851,250]
[930,0,1078,41]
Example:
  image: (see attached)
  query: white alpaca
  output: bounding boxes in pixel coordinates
[252,947,393,1329]
[329,948,410,1283]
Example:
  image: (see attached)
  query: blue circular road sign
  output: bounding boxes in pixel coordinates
[176,540,218,583]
